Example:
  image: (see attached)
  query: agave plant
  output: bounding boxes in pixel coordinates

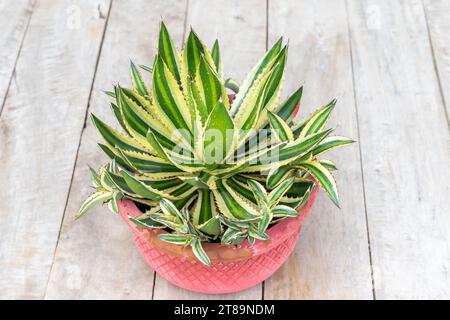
[78,22,354,266]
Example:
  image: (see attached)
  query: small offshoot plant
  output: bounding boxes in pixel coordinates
[78,22,354,266]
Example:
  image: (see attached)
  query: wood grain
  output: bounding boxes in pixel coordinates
[0,0,34,113]
[264,0,373,299]
[423,0,450,124]
[0,0,110,299]
[347,0,450,299]
[44,0,187,299]
[151,0,266,300]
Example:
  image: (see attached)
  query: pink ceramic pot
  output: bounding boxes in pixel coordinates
[118,183,318,294]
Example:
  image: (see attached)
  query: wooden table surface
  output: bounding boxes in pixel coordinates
[1,0,449,300]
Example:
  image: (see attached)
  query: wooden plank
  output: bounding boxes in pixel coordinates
[423,0,450,123]
[0,0,110,299]
[152,0,266,300]
[263,0,373,299]
[0,0,34,113]
[44,0,188,299]
[347,0,450,299]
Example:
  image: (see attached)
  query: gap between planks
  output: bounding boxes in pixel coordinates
[0,0,35,117]
[43,0,113,298]
[421,0,450,132]
[344,0,376,300]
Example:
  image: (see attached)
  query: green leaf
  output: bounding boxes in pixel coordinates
[319,159,338,171]
[278,129,333,162]
[259,46,287,109]
[197,216,221,236]
[109,191,121,213]
[121,170,178,201]
[279,179,314,209]
[115,87,155,150]
[292,184,314,209]
[192,190,216,225]
[225,177,256,203]
[146,129,200,172]
[298,159,339,207]
[247,179,267,207]
[248,130,331,172]
[77,191,112,219]
[213,180,261,221]
[284,179,315,198]
[100,166,120,191]
[152,55,192,134]
[159,234,189,245]
[158,21,181,82]
[141,171,191,181]
[275,86,303,123]
[249,225,269,240]
[191,238,211,266]
[254,196,272,235]
[267,166,293,189]
[221,228,247,244]
[312,136,355,157]
[268,111,294,142]
[182,29,215,76]
[146,129,170,161]
[220,216,250,230]
[118,87,180,150]
[130,216,165,229]
[104,90,116,98]
[208,161,251,179]
[110,102,130,135]
[298,99,336,138]
[140,65,152,73]
[168,183,196,198]
[104,169,156,202]
[118,86,149,110]
[89,167,102,189]
[180,208,193,230]
[211,39,223,79]
[160,198,185,221]
[232,45,287,135]
[150,213,180,230]
[232,64,274,131]
[268,177,294,207]
[230,37,283,117]
[203,101,235,164]
[183,30,203,77]
[119,149,182,173]
[178,176,209,189]
[130,60,149,97]
[138,178,181,190]
[196,55,226,116]
[90,113,147,154]
[273,205,298,218]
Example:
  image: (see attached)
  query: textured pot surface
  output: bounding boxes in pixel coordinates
[118,185,319,294]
